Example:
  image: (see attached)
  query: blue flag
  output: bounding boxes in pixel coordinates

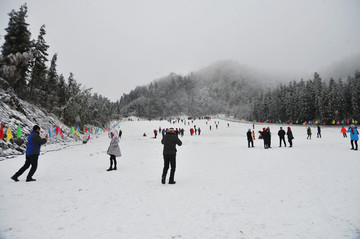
[48,128,51,137]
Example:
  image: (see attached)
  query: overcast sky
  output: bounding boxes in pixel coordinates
[1,0,360,101]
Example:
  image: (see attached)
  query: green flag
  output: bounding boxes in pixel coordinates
[16,125,22,138]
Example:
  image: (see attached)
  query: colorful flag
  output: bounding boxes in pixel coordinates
[48,128,52,137]
[296,120,298,124]
[356,120,358,124]
[6,126,13,142]
[16,125,22,138]
[0,122,3,140]
[70,127,74,134]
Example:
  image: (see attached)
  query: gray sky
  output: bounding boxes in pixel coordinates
[1,0,360,101]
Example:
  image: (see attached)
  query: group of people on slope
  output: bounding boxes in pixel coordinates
[247,126,294,149]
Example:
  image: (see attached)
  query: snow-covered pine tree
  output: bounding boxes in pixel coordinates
[1,4,32,97]
[29,25,49,104]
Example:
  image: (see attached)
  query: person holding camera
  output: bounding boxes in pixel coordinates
[347,125,359,150]
[11,125,48,182]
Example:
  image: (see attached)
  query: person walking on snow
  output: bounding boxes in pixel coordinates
[278,127,286,147]
[106,129,121,171]
[11,125,48,182]
[340,126,347,138]
[247,129,254,148]
[317,125,321,138]
[347,125,358,150]
[287,127,294,147]
[161,128,182,184]
[307,127,312,139]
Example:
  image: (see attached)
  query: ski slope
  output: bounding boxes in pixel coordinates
[0,119,359,239]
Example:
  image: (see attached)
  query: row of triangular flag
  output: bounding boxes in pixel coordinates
[0,123,22,142]
[0,120,122,143]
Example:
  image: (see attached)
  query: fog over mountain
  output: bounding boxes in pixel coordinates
[119,56,360,121]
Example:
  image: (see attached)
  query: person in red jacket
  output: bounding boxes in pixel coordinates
[154,129,158,138]
[340,126,347,138]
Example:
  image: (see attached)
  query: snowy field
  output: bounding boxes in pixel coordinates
[0,119,360,239]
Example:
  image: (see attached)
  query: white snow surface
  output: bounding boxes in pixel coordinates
[1,119,360,239]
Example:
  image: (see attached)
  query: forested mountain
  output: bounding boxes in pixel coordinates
[119,60,360,124]
[119,60,269,118]
[0,4,120,128]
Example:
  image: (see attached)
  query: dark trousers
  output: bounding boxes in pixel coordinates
[288,139,293,147]
[13,155,39,180]
[162,154,176,182]
[247,139,254,147]
[109,155,117,168]
[351,140,358,150]
[279,137,286,147]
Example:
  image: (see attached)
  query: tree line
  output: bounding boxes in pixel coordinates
[119,66,360,124]
[0,4,121,127]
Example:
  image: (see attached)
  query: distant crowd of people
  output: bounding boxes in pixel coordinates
[10,119,359,185]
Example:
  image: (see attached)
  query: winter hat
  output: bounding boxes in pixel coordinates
[263,128,266,131]
[288,127,291,130]
[168,128,175,133]
[351,124,355,128]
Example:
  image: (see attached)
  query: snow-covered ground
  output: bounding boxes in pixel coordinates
[0,119,359,239]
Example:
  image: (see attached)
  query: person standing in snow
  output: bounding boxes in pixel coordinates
[278,127,286,147]
[11,125,48,182]
[154,129,158,138]
[307,127,312,139]
[247,129,254,148]
[106,129,121,171]
[287,127,294,147]
[340,126,347,138]
[266,127,272,148]
[347,125,359,150]
[317,125,321,138]
[161,128,182,184]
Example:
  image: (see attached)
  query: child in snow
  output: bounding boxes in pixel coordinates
[106,129,121,171]
[340,126,347,138]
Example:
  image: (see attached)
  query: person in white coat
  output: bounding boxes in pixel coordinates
[106,129,121,171]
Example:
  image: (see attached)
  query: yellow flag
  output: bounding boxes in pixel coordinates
[6,126,13,142]
[352,119,355,123]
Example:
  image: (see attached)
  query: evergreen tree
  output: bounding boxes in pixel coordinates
[44,54,58,109]
[1,4,32,97]
[29,25,49,104]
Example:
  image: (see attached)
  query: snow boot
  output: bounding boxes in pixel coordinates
[113,167,117,171]
[161,177,166,184]
[169,181,176,184]
[26,178,36,182]
[11,176,19,182]
[106,168,113,171]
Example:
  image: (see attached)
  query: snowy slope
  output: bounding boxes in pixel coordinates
[0,90,82,158]
[0,119,359,239]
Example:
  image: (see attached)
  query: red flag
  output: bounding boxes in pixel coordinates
[0,122,3,140]
[56,126,60,135]
[85,126,88,133]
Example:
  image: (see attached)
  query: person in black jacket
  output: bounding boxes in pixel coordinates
[287,127,294,147]
[278,127,286,147]
[11,125,48,182]
[246,129,254,148]
[161,128,182,184]
[262,127,270,149]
